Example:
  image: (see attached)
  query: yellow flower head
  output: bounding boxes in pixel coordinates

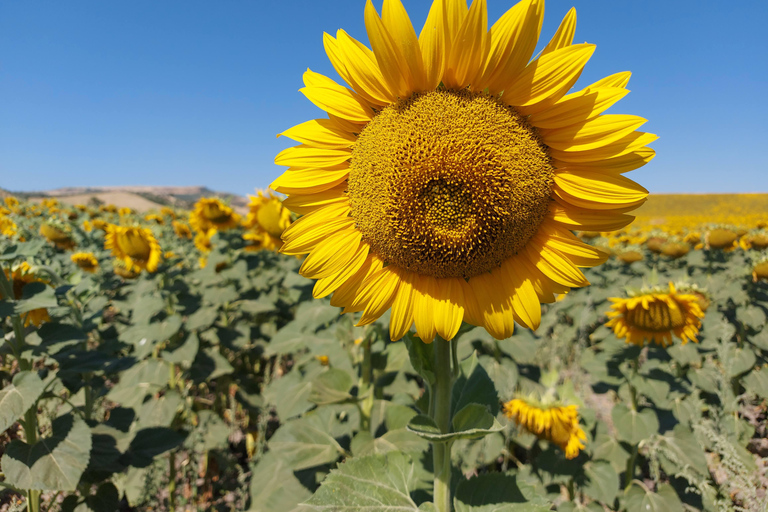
[1,262,51,327]
[41,198,59,210]
[615,249,644,264]
[0,215,18,238]
[706,228,738,251]
[172,220,193,239]
[91,219,108,232]
[104,225,162,273]
[112,258,141,280]
[753,256,768,283]
[243,190,292,251]
[40,221,76,250]
[660,241,689,259]
[144,213,165,225]
[119,207,134,217]
[82,220,94,232]
[272,0,653,342]
[606,283,705,347]
[100,204,118,214]
[194,228,215,253]
[740,232,768,251]
[74,204,88,212]
[4,196,20,210]
[503,397,586,459]
[190,197,240,233]
[71,252,99,273]
[160,207,177,219]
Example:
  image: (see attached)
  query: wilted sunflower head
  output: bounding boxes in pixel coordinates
[104,225,162,273]
[190,198,240,232]
[606,283,705,347]
[1,262,51,327]
[645,236,667,254]
[40,220,76,250]
[683,232,701,245]
[71,252,99,273]
[503,396,586,459]
[273,0,654,342]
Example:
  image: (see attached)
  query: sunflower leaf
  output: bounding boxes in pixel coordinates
[611,405,659,445]
[0,371,45,434]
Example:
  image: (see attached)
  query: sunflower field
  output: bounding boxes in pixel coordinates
[3,0,768,511]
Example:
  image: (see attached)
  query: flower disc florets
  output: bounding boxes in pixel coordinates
[349,90,554,279]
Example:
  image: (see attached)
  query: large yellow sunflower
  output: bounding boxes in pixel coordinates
[104,225,162,273]
[189,197,241,233]
[1,262,51,327]
[274,0,653,342]
[242,190,292,251]
[605,283,704,347]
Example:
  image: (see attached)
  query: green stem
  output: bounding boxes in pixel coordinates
[23,406,39,512]
[432,338,453,512]
[624,444,639,490]
[358,336,374,433]
[625,355,640,490]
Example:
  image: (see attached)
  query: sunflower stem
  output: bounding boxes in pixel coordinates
[358,335,374,433]
[23,406,40,512]
[432,338,454,512]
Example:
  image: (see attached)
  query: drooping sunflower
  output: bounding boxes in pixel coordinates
[172,220,193,239]
[605,283,704,347]
[71,252,99,273]
[242,190,293,251]
[104,224,162,273]
[273,0,653,342]
[1,262,51,327]
[189,198,241,233]
[503,397,586,459]
[40,221,76,250]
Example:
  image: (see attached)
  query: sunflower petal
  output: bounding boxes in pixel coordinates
[364,0,411,98]
[389,271,416,340]
[470,269,516,340]
[278,119,356,149]
[540,7,576,56]
[539,114,647,152]
[275,145,351,169]
[419,0,449,90]
[271,166,349,195]
[529,88,629,129]
[413,274,438,343]
[334,255,385,311]
[281,183,348,215]
[433,277,465,340]
[548,199,635,231]
[355,266,401,326]
[505,44,595,111]
[587,71,631,90]
[502,257,541,330]
[324,32,393,106]
[524,241,590,288]
[382,0,427,92]
[552,146,655,173]
[549,131,658,163]
[281,202,350,241]
[313,242,370,299]
[539,222,610,267]
[445,0,489,89]
[281,217,355,255]
[553,170,649,210]
[300,70,373,123]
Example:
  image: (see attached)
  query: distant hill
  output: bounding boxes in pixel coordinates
[16,186,250,214]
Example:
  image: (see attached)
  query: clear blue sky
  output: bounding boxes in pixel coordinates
[1,1,766,195]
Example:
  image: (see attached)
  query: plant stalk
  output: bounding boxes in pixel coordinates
[23,407,40,512]
[432,338,453,512]
[358,336,374,433]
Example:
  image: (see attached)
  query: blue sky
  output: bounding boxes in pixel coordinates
[1,0,766,196]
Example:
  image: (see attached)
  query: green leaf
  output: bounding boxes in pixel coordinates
[611,405,659,445]
[736,305,767,330]
[2,414,92,491]
[302,452,424,511]
[161,331,200,368]
[249,452,312,512]
[579,460,619,505]
[185,306,219,331]
[191,346,234,381]
[238,298,275,315]
[268,414,345,471]
[309,368,354,405]
[743,367,768,399]
[0,371,45,434]
[135,391,182,429]
[454,472,550,512]
[126,427,185,467]
[452,352,500,416]
[727,347,757,377]
[624,483,683,512]
[403,332,436,385]
[590,425,630,474]
[15,282,57,314]
[106,360,171,409]
[406,405,503,443]
[655,424,709,476]
[353,429,429,457]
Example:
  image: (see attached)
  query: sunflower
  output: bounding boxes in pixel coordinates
[119,207,134,217]
[740,232,768,251]
[1,262,51,327]
[82,220,94,232]
[242,190,292,251]
[71,252,99,273]
[144,213,165,225]
[194,228,215,253]
[112,259,140,280]
[605,283,704,347]
[4,196,20,210]
[190,198,241,233]
[172,220,193,239]
[503,397,586,459]
[615,249,643,264]
[104,225,162,273]
[0,215,17,237]
[660,241,689,259]
[40,221,76,250]
[753,257,768,283]
[706,228,738,251]
[273,0,653,342]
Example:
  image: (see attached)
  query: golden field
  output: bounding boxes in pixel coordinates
[632,193,768,229]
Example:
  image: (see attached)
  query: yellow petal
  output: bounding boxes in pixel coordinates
[389,271,416,340]
[333,254,385,310]
[553,170,649,211]
[502,257,540,330]
[549,131,658,163]
[539,222,610,267]
[278,119,356,149]
[271,166,349,195]
[333,30,397,105]
[364,0,410,98]
[548,199,635,231]
[524,241,589,288]
[300,70,373,123]
[413,274,438,343]
[528,88,629,130]
[275,145,351,169]
[552,146,656,174]
[281,202,350,241]
[313,242,370,298]
[281,183,348,216]
[444,0,489,89]
[354,266,401,326]
[382,0,427,92]
[432,277,465,341]
[587,71,631,90]
[480,0,543,94]
[540,7,576,56]
[418,0,449,90]
[505,44,595,111]
[301,229,363,279]
[539,114,647,152]
[459,279,483,327]
[281,217,355,255]
[470,269,516,340]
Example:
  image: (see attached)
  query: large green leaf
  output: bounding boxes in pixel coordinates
[406,404,503,443]
[579,461,619,505]
[454,472,550,512]
[736,305,767,330]
[452,352,499,416]
[106,359,171,409]
[726,347,757,377]
[743,367,768,399]
[624,483,683,512]
[268,414,345,471]
[655,424,709,476]
[249,452,312,512]
[2,414,92,491]
[0,371,45,434]
[403,332,436,385]
[611,405,659,445]
[309,368,354,405]
[301,452,424,511]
